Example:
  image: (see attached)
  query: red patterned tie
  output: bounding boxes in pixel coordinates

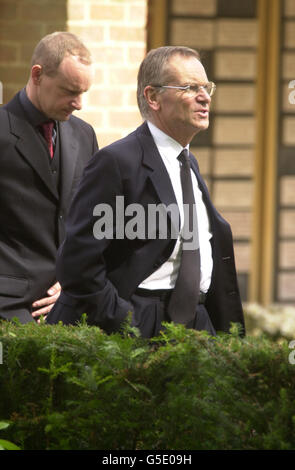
[40,121,54,158]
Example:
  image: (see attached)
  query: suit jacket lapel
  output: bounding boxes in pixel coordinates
[58,120,79,210]
[6,96,59,201]
[136,122,178,207]
[189,151,219,230]
[136,122,180,233]
[136,123,221,237]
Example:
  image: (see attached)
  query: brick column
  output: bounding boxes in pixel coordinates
[67,0,147,147]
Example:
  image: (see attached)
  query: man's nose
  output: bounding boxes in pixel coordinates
[196,88,211,104]
[71,95,82,110]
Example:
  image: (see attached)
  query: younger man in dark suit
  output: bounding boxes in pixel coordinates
[47,46,244,337]
[0,32,98,323]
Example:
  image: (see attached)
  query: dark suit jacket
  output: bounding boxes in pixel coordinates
[46,122,245,335]
[0,92,98,322]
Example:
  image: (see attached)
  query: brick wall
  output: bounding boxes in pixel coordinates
[67,0,147,147]
[0,0,147,147]
[0,0,67,103]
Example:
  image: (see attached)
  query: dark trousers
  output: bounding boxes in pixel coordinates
[130,288,216,338]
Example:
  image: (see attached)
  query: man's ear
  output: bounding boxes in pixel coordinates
[143,85,161,112]
[31,65,43,85]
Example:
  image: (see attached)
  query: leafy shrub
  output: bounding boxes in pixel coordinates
[0,319,294,450]
[0,422,20,450]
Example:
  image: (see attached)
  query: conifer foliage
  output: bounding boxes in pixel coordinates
[0,319,294,450]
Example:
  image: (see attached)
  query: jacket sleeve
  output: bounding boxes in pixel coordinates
[91,126,99,154]
[46,147,133,332]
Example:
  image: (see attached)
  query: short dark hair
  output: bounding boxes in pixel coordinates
[31,31,92,76]
[137,46,201,119]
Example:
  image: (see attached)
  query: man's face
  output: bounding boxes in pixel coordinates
[151,54,212,145]
[34,55,93,121]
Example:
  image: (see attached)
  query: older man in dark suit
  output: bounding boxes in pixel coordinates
[0,32,98,323]
[46,46,244,337]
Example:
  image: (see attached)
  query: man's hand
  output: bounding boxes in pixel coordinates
[32,282,61,322]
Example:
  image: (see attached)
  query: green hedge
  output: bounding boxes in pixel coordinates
[0,318,295,450]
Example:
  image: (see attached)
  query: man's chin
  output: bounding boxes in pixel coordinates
[54,112,72,122]
[61,113,72,121]
[196,120,209,132]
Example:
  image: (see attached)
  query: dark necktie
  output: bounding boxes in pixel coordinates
[40,121,54,158]
[167,149,201,325]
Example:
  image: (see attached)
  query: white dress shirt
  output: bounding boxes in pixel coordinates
[139,121,213,293]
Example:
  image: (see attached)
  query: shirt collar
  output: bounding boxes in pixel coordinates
[19,87,55,128]
[147,120,189,162]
